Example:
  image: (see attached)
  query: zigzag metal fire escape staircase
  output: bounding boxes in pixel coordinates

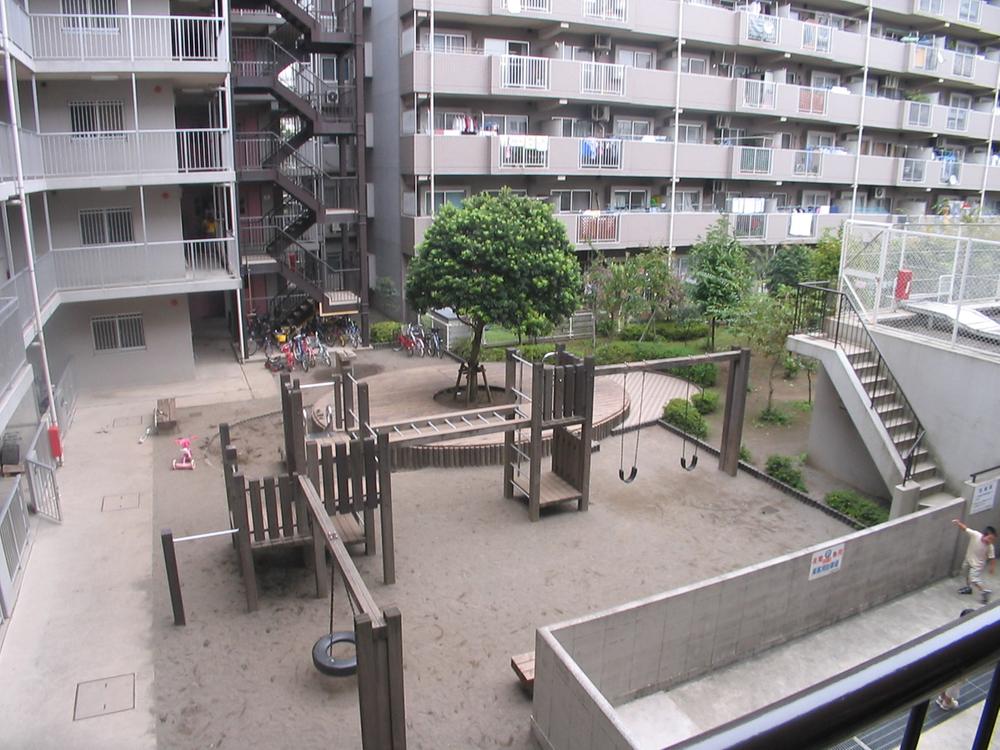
[232,0,365,325]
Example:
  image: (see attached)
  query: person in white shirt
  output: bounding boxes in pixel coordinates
[952,519,996,603]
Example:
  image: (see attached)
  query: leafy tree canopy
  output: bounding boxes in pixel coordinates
[766,243,813,292]
[688,219,753,348]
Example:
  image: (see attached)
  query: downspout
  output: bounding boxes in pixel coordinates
[849,0,873,225]
[977,64,1000,218]
[667,0,683,266]
[429,0,435,225]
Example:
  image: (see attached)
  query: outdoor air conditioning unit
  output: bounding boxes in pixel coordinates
[714,115,732,129]
[593,33,612,51]
[874,187,887,199]
[325,89,340,106]
[591,105,611,122]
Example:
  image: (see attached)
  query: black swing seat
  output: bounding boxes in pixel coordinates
[680,454,698,471]
[619,467,638,483]
[312,631,358,677]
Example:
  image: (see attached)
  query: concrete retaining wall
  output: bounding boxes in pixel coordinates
[532,497,965,750]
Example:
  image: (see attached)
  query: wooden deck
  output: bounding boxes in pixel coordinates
[607,372,691,432]
[511,471,582,508]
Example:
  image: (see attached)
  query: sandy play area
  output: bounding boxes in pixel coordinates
[151,354,852,749]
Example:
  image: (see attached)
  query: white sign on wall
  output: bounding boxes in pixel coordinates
[809,542,845,581]
[971,480,998,515]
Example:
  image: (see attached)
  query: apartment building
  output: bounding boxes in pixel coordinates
[231,0,370,339]
[371,0,1000,308]
[0,0,235,620]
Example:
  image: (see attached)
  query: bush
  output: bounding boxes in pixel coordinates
[662,398,708,439]
[654,320,710,342]
[757,406,791,425]
[690,389,719,415]
[782,354,801,379]
[371,320,400,344]
[826,490,889,527]
[618,323,651,341]
[594,341,695,365]
[670,363,718,388]
[765,454,806,492]
[739,444,753,464]
[596,317,615,337]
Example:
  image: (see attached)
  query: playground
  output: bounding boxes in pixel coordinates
[151,348,852,749]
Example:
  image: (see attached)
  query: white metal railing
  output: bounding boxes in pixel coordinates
[793,149,823,177]
[0,474,31,618]
[740,79,776,109]
[234,133,276,170]
[910,44,940,73]
[914,0,944,14]
[51,237,236,290]
[500,0,551,11]
[578,138,622,169]
[744,12,779,43]
[582,0,627,22]
[17,128,44,179]
[957,0,981,23]
[38,128,229,177]
[952,51,975,78]
[498,135,549,168]
[0,297,26,392]
[906,101,931,127]
[736,146,773,175]
[576,213,620,244]
[801,23,832,53]
[499,54,550,90]
[0,123,16,182]
[29,14,224,62]
[731,213,767,239]
[797,86,828,115]
[580,62,625,96]
[945,107,969,132]
[900,158,926,183]
[5,0,34,54]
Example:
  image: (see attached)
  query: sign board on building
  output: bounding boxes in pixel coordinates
[809,542,845,581]
[971,480,998,515]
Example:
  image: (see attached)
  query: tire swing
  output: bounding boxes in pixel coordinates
[618,366,647,484]
[312,559,358,677]
[680,377,699,472]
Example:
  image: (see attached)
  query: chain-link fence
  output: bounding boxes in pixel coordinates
[841,221,1000,355]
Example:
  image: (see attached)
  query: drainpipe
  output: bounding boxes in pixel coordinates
[977,65,1000,218]
[0,10,59,432]
[429,0,435,224]
[849,0,873,225]
[667,0,683,266]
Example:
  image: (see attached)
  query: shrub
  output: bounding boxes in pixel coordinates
[594,341,694,365]
[826,490,889,527]
[662,398,708,439]
[739,444,753,464]
[690,389,719,415]
[654,320,710,342]
[765,454,806,492]
[670,363,718,388]
[371,320,401,344]
[618,323,651,341]
[596,317,616,337]
[782,354,801,379]
[757,406,790,425]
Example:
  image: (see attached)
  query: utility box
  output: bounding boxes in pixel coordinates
[895,269,913,301]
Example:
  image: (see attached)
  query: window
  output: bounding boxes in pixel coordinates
[80,207,133,245]
[432,32,467,54]
[61,0,119,30]
[423,188,467,215]
[806,131,835,148]
[69,100,125,137]
[483,114,528,135]
[555,117,593,138]
[92,312,145,352]
[550,189,591,212]
[673,189,701,211]
[561,45,595,62]
[485,38,528,56]
[611,189,647,210]
[770,192,787,209]
[717,127,747,145]
[613,118,651,140]
[432,110,467,132]
[802,190,829,209]
[675,122,704,144]
[810,71,840,90]
[615,48,654,69]
[680,56,708,75]
[861,138,895,157]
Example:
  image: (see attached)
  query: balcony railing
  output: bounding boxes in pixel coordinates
[580,62,625,96]
[731,213,767,238]
[499,54,549,90]
[905,101,931,128]
[576,213,620,244]
[900,158,927,184]
[740,79,776,110]
[794,149,823,177]
[51,238,236,290]
[582,0,627,23]
[29,14,224,62]
[578,138,622,169]
[5,0,34,54]
[801,23,831,53]
[38,129,230,177]
[0,297,26,392]
[498,135,549,168]
[939,159,962,185]
[910,44,941,73]
[798,86,828,115]
[499,0,551,12]
[946,106,969,132]
[735,146,773,175]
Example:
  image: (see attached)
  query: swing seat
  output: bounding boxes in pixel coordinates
[312,631,358,677]
[681,455,698,471]
[618,466,638,483]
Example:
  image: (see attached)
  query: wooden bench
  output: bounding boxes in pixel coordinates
[155,398,177,433]
[511,651,535,695]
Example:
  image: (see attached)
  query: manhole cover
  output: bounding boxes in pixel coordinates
[101,494,141,512]
[112,415,143,428]
[74,674,135,720]
[760,505,780,515]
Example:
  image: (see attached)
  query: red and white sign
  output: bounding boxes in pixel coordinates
[809,543,845,581]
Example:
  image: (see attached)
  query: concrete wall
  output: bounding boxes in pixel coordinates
[870,328,1000,489]
[43,294,194,391]
[532,498,964,750]
[35,80,177,132]
[806,368,889,500]
[42,186,183,249]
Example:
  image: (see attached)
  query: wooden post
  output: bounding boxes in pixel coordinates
[161,529,185,626]
[385,607,407,749]
[355,613,385,750]
[229,471,258,612]
[528,362,544,521]
[377,433,395,585]
[289,381,306,475]
[341,359,356,433]
[311,505,329,599]
[280,373,293,468]
[333,374,345,430]
[578,356,596,512]
[357,382,372,434]
[719,348,751,477]
[218,422,232,465]
[555,342,566,364]
[503,348,517,499]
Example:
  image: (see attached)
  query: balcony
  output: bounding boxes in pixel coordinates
[582,0,627,23]
[498,54,550,90]
[580,61,626,96]
[0,298,27,397]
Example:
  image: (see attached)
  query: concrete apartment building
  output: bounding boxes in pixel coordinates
[370,0,1000,308]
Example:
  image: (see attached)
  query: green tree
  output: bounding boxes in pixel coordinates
[730,291,797,413]
[583,252,643,334]
[688,219,753,350]
[407,189,581,403]
[635,247,685,340]
[766,244,812,292]
[809,230,842,285]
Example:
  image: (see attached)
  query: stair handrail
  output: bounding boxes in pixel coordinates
[794,281,927,471]
[902,429,926,484]
[270,228,357,294]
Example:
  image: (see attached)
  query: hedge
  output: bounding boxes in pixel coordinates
[825,490,889,527]
[662,398,708,438]
[765,454,807,492]
[370,321,400,344]
[669,363,718,388]
[690,389,719,415]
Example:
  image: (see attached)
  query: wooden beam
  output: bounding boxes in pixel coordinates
[719,347,751,477]
[230,471,258,612]
[377,433,396,585]
[385,607,407,749]
[528,363,544,521]
[578,357,596,512]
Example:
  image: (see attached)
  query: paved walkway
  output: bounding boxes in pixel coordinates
[606,371,692,432]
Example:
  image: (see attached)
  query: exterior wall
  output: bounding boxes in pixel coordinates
[43,187,183,249]
[532,497,964,750]
[870,328,1000,489]
[43,294,195,391]
[35,80,177,132]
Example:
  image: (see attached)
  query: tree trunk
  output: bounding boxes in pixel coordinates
[806,369,813,404]
[465,321,486,405]
[767,359,779,411]
[708,317,717,351]
[639,309,656,342]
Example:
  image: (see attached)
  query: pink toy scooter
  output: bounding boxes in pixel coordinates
[172,437,196,470]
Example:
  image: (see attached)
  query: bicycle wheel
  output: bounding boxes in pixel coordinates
[437,337,445,358]
[245,335,259,358]
[416,338,426,357]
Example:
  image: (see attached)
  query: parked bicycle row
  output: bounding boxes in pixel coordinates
[245,313,362,373]
[393,323,445,358]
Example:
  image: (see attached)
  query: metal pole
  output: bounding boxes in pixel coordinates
[161,529,186,626]
[977,65,1000,219]
[429,0,435,220]
[898,700,928,750]
[849,0,873,222]
[973,661,1000,750]
[666,0,683,262]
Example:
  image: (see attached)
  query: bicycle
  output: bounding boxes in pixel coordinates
[292,332,315,372]
[426,327,445,358]
[308,333,333,368]
[245,313,273,357]
[392,323,423,357]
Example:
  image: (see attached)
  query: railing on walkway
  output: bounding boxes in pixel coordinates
[731,213,766,239]
[498,135,548,168]
[739,79,776,110]
[735,145,773,175]
[580,61,625,96]
[675,605,1000,750]
[582,0,627,22]
[500,0,551,11]
[0,475,32,618]
[793,149,823,177]
[793,281,925,462]
[576,213,620,244]
[797,86,828,115]
[578,138,622,169]
[499,54,549,90]
[4,0,34,54]
[801,22,832,53]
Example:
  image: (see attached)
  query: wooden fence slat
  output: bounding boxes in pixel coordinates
[278,474,295,537]
[364,438,379,510]
[564,364,576,417]
[248,479,265,542]
[306,442,320,488]
[542,366,553,422]
[335,442,351,515]
[263,476,280,540]
[321,444,336,514]
[349,438,366,513]
[573,364,586,417]
[553,366,565,420]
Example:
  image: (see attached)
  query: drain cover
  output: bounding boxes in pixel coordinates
[101,494,140,512]
[112,415,144,428]
[74,673,135,720]
[760,505,780,515]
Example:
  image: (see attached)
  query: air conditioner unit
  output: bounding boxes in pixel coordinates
[714,115,732,129]
[325,89,340,106]
[593,33,612,51]
[591,105,611,122]
[883,75,901,89]
[874,187,887,199]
